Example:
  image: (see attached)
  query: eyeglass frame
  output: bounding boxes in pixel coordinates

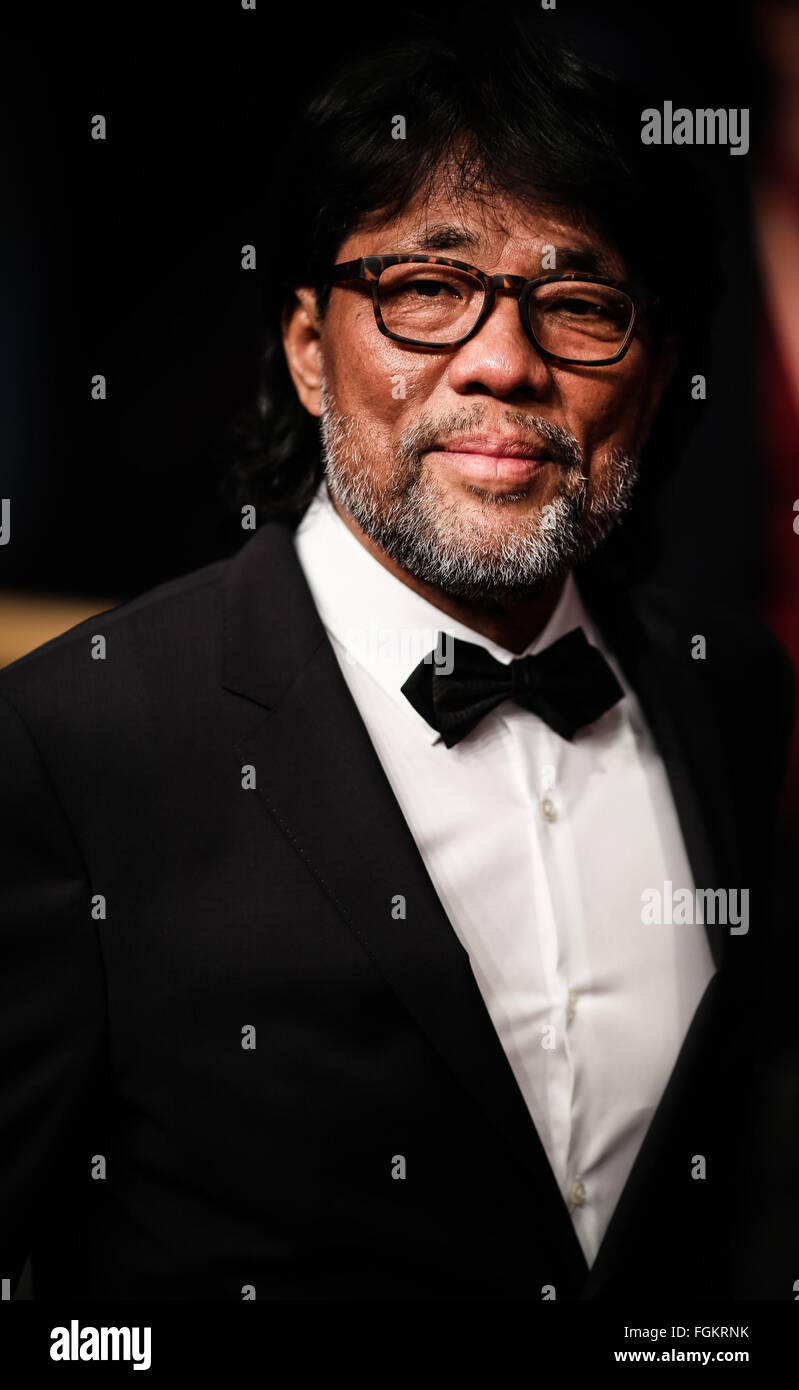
[328,253,658,366]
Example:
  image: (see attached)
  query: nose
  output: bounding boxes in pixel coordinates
[445,293,555,401]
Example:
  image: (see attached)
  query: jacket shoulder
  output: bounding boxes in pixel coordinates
[626,579,796,777]
[0,554,231,705]
[627,581,790,663]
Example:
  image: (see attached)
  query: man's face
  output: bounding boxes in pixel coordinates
[285,187,675,601]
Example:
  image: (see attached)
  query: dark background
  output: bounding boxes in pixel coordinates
[0,0,768,600]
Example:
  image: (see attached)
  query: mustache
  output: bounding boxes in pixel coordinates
[396,408,584,473]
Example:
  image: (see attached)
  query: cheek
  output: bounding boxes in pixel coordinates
[554,353,653,452]
[322,308,442,425]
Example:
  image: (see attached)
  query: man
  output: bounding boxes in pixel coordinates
[1,24,796,1301]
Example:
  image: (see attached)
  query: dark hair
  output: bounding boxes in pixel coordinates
[224,17,720,583]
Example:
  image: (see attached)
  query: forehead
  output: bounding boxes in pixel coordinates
[339,187,627,279]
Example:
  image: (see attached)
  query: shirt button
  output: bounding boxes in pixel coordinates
[540,796,557,822]
[569,1179,587,1207]
[567,989,578,1022]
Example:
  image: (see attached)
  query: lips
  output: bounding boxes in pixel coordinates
[435,435,549,460]
[427,435,551,484]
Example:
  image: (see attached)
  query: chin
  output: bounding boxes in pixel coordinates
[440,473,558,511]
[460,483,542,506]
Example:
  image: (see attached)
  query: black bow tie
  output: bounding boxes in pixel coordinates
[401,627,624,748]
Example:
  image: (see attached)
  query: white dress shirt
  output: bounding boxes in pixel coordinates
[294,481,716,1268]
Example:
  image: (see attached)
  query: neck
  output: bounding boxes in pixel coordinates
[329,494,567,655]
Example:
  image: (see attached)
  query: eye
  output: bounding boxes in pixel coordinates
[555,297,607,316]
[404,278,464,300]
[534,286,631,331]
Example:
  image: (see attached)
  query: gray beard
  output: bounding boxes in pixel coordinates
[319,384,640,603]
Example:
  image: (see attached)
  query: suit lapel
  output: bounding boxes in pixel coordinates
[222,522,589,1287]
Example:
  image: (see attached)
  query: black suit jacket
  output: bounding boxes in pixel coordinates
[1,520,797,1300]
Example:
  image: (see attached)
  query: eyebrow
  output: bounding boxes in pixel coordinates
[401,224,617,276]
[409,223,482,254]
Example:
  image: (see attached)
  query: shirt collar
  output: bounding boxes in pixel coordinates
[294,480,610,744]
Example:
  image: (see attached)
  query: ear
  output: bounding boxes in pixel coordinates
[281,287,323,417]
[636,329,681,448]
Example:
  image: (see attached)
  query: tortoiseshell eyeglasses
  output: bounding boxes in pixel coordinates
[329,254,657,366]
